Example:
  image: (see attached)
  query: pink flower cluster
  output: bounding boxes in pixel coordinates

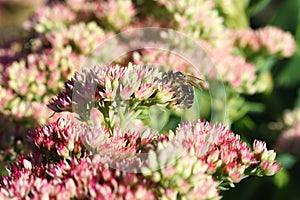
[1,0,297,140]
[0,156,157,200]
[1,0,136,144]
[45,22,108,54]
[29,117,83,158]
[79,123,159,159]
[275,108,300,156]
[143,153,220,199]
[0,108,280,199]
[155,0,226,46]
[0,1,291,197]
[0,116,218,199]
[166,121,279,183]
[1,46,84,123]
[208,47,257,94]
[0,7,117,149]
[276,122,300,156]
[130,45,258,94]
[25,3,76,33]
[48,64,195,123]
[233,26,296,58]
[25,0,135,33]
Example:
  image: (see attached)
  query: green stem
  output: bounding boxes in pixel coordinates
[128,109,143,122]
[119,107,126,131]
[100,105,113,134]
[120,109,143,131]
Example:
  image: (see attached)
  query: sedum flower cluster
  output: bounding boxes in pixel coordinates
[272,108,300,157]
[0,155,158,200]
[0,0,296,143]
[233,26,295,58]
[123,0,296,126]
[0,0,135,160]
[143,121,280,188]
[25,0,135,33]
[276,122,300,157]
[48,63,204,131]
[0,63,280,199]
[0,0,294,198]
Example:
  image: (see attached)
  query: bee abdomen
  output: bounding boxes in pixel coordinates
[162,71,195,108]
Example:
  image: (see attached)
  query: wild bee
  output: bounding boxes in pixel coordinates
[162,71,207,108]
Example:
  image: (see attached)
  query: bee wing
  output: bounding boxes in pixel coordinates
[185,74,208,90]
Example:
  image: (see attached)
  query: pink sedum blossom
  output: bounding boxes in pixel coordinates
[1,115,280,199]
[29,117,83,159]
[276,122,300,156]
[233,26,296,58]
[0,156,157,200]
[257,26,296,57]
[25,3,76,33]
[233,29,261,51]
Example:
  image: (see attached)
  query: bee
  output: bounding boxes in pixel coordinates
[162,71,207,108]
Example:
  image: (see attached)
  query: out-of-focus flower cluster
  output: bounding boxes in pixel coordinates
[281,108,300,128]
[25,0,135,33]
[119,0,295,128]
[45,22,108,54]
[274,108,300,156]
[0,41,84,130]
[276,122,300,157]
[233,26,296,58]
[155,0,226,47]
[130,45,258,95]
[128,26,295,96]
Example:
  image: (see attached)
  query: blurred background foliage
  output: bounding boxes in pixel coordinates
[0,0,45,44]
[0,0,299,199]
[224,0,300,199]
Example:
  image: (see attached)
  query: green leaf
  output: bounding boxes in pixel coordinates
[254,56,276,73]
[194,89,211,119]
[236,116,256,132]
[294,89,300,107]
[274,169,290,188]
[149,105,169,132]
[245,101,266,113]
[226,94,249,125]
[270,0,298,32]
[248,0,272,16]
[276,153,298,169]
[276,51,300,88]
[297,0,300,45]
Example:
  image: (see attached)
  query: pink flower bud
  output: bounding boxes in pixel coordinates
[253,140,266,155]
